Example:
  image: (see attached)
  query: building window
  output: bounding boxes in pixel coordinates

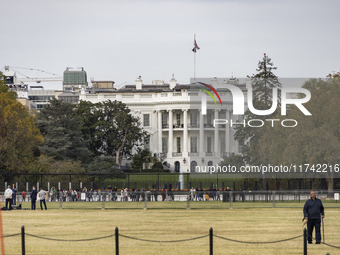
[175,161,180,172]
[207,111,213,125]
[190,111,197,127]
[162,113,168,128]
[176,113,181,127]
[208,161,213,166]
[190,137,197,153]
[162,137,168,154]
[145,136,150,150]
[220,137,225,153]
[143,114,150,127]
[207,137,212,153]
[176,137,181,153]
[190,161,198,172]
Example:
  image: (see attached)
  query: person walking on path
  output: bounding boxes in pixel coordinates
[303,190,325,244]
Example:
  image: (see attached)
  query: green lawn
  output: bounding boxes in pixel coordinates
[2,202,340,255]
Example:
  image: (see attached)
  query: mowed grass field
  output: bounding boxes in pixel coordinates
[2,202,340,255]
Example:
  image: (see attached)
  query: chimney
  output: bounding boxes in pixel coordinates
[169,73,177,90]
[136,76,143,90]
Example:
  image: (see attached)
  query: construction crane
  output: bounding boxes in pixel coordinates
[4,66,62,83]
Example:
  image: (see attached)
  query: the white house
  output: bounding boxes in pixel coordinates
[79,75,245,173]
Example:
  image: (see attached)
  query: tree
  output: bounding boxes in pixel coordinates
[257,77,340,193]
[36,99,93,163]
[221,154,244,169]
[0,72,43,176]
[36,154,87,186]
[234,54,281,165]
[131,148,160,171]
[86,155,124,178]
[76,100,147,166]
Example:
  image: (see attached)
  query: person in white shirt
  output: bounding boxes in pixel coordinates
[4,185,13,210]
[38,188,47,210]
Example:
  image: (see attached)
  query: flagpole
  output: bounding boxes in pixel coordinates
[194,33,196,82]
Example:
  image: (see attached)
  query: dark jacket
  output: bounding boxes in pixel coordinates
[303,198,324,219]
[30,189,37,200]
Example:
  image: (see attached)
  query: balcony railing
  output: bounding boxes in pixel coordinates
[173,124,183,128]
[204,124,214,128]
[172,152,182,157]
[189,123,199,128]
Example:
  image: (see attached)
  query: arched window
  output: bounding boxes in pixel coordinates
[174,161,180,172]
[190,161,198,172]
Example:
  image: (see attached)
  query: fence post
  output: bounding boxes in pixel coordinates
[115,227,119,255]
[303,228,307,255]
[187,192,190,210]
[272,191,276,208]
[21,226,25,255]
[229,191,233,209]
[209,227,213,255]
[101,192,105,210]
[144,192,147,210]
[59,191,63,210]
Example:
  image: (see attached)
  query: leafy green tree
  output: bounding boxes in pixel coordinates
[36,154,87,185]
[221,154,244,169]
[0,73,43,176]
[86,155,124,178]
[152,161,164,170]
[131,148,160,171]
[36,99,93,163]
[234,54,281,165]
[77,100,147,166]
[257,77,340,193]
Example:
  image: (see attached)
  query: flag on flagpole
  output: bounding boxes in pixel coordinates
[192,39,200,52]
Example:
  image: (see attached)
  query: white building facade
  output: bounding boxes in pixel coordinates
[79,76,245,173]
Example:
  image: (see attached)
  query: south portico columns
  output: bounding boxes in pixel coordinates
[183,109,188,158]
[199,109,204,158]
[167,109,173,158]
[157,110,162,155]
[214,109,220,156]
[225,110,231,153]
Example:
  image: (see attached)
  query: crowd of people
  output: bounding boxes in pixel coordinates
[3,185,238,205]
[189,187,222,201]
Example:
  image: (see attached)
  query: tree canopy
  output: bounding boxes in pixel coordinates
[234,53,281,165]
[76,100,147,166]
[0,73,43,175]
[256,76,340,192]
[36,99,147,170]
[36,99,93,163]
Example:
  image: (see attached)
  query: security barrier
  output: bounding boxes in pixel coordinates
[4,226,340,255]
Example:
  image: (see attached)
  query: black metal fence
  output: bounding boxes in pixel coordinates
[2,172,339,192]
[1,190,340,210]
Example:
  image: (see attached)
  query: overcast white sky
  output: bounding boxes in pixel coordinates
[1,0,339,89]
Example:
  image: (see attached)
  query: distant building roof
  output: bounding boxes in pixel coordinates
[63,68,88,85]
